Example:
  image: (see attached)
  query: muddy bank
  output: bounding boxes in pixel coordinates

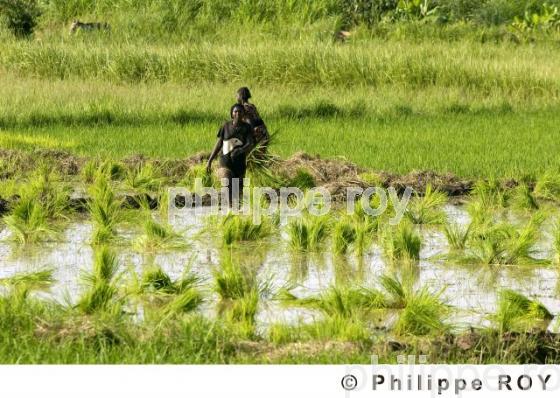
[232,329,560,363]
[1,148,477,196]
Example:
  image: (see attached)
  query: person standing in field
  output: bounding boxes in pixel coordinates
[206,104,254,205]
[235,87,269,155]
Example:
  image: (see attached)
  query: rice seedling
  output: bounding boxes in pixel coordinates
[392,286,450,336]
[453,214,547,266]
[3,193,55,244]
[444,222,472,251]
[379,274,451,336]
[76,246,122,314]
[353,219,376,256]
[131,264,204,316]
[332,218,357,255]
[183,164,216,191]
[27,167,71,221]
[471,178,509,208]
[134,216,186,252]
[276,285,385,318]
[0,268,54,300]
[492,289,553,333]
[125,163,164,193]
[534,170,560,201]
[382,222,422,262]
[87,173,124,245]
[82,159,127,184]
[221,213,271,245]
[511,183,539,211]
[405,185,448,225]
[287,215,330,251]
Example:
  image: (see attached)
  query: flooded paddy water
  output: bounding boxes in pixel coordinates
[2,201,560,333]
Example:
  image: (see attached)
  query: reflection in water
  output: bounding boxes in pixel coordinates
[0,204,559,331]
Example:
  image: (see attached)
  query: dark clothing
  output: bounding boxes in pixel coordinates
[217,120,252,178]
[241,102,270,154]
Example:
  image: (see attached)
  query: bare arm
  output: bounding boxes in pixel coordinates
[206,138,223,173]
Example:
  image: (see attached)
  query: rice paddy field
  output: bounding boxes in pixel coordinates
[2,0,560,364]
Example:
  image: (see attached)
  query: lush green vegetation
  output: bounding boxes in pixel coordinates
[0,1,559,177]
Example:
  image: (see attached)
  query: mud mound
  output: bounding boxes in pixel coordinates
[280,151,363,184]
[0,149,82,177]
[277,152,473,196]
[377,170,473,196]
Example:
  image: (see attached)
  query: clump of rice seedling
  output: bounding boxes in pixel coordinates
[3,194,54,244]
[213,258,267,328]
[454,213,547,266]
[379,275,450,336]
[444,222,471,251]
[76,246,122,315]
[492,289,553,333]
[133,264,203,316]
[134,216,186,252]
[183,164,216,191]
[471,178,509,208]
[125,163,164,193]
[28,167,71,221]
[276,285,385,318]
[392,286,450,336]
[88,173,124,245]
[382,222,422,262]
[511,183,539,211]
[3,167,70,243]
[534,170,560,201]
[353,218,376,256]
[405,185,447,225]
[221,213,271,245]
[287,215,330,251]
[0,268,54,300]
[332,218,357,254]
[82,159,127,184]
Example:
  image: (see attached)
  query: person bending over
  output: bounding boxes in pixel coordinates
[206,104,254,205]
